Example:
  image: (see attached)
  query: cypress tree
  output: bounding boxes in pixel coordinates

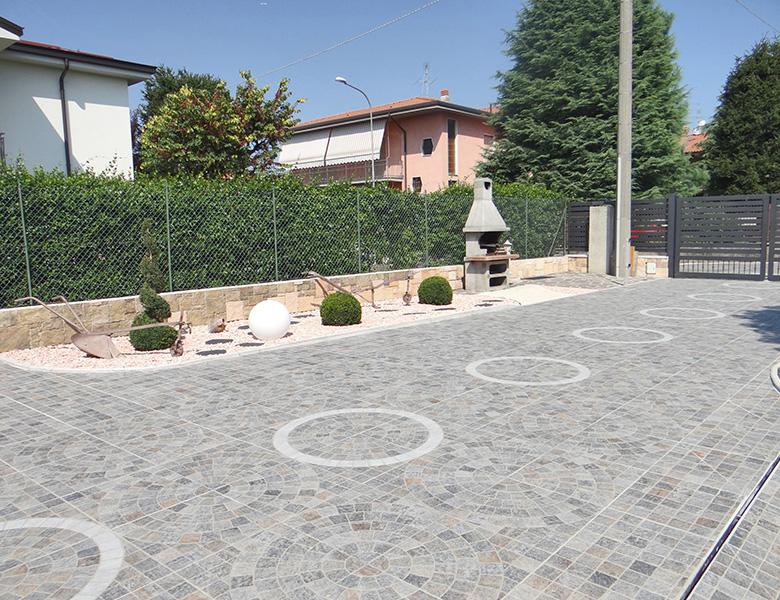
[481,0,703,199]
[705,40,780,194]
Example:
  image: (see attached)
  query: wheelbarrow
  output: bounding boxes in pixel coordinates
[15,296,186,359]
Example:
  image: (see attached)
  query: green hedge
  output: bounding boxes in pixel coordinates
[0,169,567,307]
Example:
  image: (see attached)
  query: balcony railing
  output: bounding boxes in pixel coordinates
[293,159,404,186]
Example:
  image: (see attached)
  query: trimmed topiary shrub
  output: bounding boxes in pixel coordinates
[130,222,176,351]
[418,276,453,305]
[320,292,362,326]
[128,312,178,351]
[139,284,171,322]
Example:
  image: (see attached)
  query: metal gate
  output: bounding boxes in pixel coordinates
[671,195,770,280]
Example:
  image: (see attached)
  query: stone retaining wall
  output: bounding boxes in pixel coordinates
[0,255,584,352]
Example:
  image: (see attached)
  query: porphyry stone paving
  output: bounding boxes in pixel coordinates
[1,278,779,599]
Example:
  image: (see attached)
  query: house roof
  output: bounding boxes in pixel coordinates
[683,131,707,154]
[294,96,490,133]
[0,16,23,36]
[4,39,156,79]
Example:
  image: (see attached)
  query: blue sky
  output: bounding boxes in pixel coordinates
[2,0,777,125]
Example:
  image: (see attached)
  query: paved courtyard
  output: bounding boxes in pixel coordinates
[1,277,779,599]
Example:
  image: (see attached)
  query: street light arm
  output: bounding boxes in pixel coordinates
[342,81,371,108]
[335,77,375,187]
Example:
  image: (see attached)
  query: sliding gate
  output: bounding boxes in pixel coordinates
[672,195,771,280]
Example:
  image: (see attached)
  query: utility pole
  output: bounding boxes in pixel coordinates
[615,0,632,280]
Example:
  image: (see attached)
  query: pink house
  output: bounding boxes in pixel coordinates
[279,90,495,193]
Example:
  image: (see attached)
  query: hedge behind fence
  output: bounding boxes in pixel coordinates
[0,171,566,307]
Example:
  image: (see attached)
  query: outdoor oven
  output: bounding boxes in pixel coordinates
[463,178,518,292]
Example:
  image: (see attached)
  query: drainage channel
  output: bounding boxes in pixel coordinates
[680,452,780,599]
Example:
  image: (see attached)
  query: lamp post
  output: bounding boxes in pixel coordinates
[615,0,632,281]
[335,76,375,186]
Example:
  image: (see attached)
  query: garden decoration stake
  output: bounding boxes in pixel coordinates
[15,296,121,359]
[304,271,379,308]
[403,275,413,306]
[170,311,191,357]
[16,296,189,359]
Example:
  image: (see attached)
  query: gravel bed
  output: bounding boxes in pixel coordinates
[2,293,514,370]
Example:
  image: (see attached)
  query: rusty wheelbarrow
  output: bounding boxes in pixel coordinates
[16,296,186,359]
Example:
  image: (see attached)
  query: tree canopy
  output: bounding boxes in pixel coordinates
[705,39,780,194]
[480,0,705,199]
[139,72,302,178]
[131,66,225,168]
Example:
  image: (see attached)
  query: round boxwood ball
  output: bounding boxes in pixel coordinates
[320,292,362,326]
[128,312,179,351]
[417,276,453,305]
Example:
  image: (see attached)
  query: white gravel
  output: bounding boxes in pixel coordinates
[1,292,515,371]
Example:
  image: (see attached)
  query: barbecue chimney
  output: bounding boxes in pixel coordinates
[463,178,517,292]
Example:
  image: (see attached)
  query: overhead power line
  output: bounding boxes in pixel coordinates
[260,0,443,77]
[733,0,780,34]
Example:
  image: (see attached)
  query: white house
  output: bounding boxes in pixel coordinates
[0,16,156,177]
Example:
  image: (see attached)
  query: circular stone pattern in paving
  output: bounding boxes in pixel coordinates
[687,292,761,303]
[229,503,516,599]
[273,408,443,467]
[465,356,591,386]
[639,307,726,320]
[572,326,673,344]
[0,518,124,600]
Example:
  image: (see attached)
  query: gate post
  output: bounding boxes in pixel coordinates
[666,194,678,278]
[760,195,771,280]
[588,204,614,275]
[769,196,777,280]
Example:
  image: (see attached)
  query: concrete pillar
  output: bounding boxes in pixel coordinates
[588,205,614,275]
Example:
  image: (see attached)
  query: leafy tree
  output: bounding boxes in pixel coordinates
[139,66,225,125]
[132,66,225,169]
[705,40,780,194]
[140,72,301,177]
[481,0,702,199]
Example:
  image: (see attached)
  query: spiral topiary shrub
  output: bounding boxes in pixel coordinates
[320,292,362,326]
[139,284,171,322]
[417,275,453,305]
[128,312,178,351]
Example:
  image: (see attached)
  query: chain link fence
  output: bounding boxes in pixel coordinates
[0,176,568,307]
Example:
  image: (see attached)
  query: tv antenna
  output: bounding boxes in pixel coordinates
[416,63,437,97]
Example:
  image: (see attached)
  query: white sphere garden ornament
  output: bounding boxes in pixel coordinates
[248,300,291,340]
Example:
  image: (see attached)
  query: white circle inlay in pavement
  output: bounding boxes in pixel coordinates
[273,408,444,467]
[687,292,761,303]
[572,326,673,344]
[465,356,591,387]
[639,307,725,320]
[722,281,774,289]
[0,517,124,600]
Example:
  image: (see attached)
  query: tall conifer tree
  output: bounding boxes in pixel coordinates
[481,0,703,198]
[705,40,780,194]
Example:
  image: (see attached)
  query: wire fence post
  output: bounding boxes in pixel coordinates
[356,190,362,272]
[525,197,529,257]
[272,186,280,281]
[164,183,174,292]
[17,179,33,300]
[424,194,430,267]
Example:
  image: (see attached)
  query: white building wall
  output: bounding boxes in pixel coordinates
[0,59,134,177]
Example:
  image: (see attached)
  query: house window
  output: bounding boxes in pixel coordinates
[447,119,457,175]
[483,134,495,147]
[412,177,422,193]
[421,138,433,156]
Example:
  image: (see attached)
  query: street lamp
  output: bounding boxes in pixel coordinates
[335,76,375,186]
[615,0,632,281]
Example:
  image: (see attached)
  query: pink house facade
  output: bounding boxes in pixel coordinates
[279,91,495,193]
